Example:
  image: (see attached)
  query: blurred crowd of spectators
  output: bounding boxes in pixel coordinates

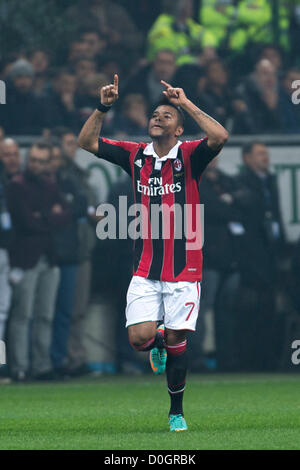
[0,0,300,137]
[1,132,299,380]
[0,0,300,381]
[0,131,99,381]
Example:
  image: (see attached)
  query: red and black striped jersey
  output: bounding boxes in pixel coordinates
[96,137,220,282]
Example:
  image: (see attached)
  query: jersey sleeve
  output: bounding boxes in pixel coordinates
[187,138,222,180]
[95,137,139,175]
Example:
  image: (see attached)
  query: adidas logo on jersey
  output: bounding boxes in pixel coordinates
[134,159,143,168]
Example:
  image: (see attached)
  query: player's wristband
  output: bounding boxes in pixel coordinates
[97,103,112,113]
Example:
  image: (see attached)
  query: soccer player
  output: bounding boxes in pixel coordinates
[78,74,228,432]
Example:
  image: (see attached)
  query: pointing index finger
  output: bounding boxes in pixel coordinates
[114,74,119,91]
[161,80,172,89]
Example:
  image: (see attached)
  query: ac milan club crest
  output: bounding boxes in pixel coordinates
[173,159,182,172]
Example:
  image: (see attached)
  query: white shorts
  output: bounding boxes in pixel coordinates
[125,275,201,331]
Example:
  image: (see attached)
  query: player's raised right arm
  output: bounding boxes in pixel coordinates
[78,74,119,155]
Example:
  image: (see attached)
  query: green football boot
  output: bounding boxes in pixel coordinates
[149,324,166,375]
[169,414,188,432]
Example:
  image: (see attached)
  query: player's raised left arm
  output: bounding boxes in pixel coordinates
[161,80,229,151]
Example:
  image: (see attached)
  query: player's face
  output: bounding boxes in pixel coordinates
[148,105,183,139]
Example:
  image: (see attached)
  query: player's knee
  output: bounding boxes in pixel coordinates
[128,330,152,350]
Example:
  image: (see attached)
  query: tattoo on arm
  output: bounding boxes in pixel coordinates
[189,108,219,126]
[182,99,228,149]
[78,110,104,153]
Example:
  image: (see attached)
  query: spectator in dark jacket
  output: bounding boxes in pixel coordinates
[105,173,147,374]
[29,49,52,97]
[232,59,286,134]
[0,138,21,180]
[6,141,70,381]
[66,0,143,67]
[0,138,20,342]
[75,73,109,132]
[0,161,13,341]
[0,59,47,136]
[54,128,98,376]
[73,59,97,90]
[49,143,88,374]
[79,29,107,62]
[202,59,233,129]
[174,64,215,135]
[44,69,81,133]
[234,141,285,371]
[113,94,149,137]
[120,50,177,112]
[189,158,244,372]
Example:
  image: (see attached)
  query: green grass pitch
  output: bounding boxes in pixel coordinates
[0,373,299,450]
